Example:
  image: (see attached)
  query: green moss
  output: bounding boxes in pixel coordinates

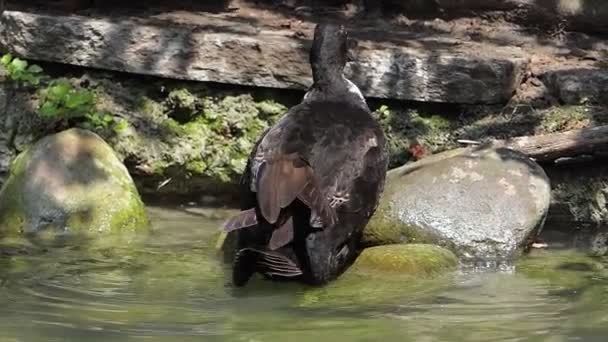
[99,83,286,188]
[374,105,456,167]
[538,105,604,133]
[185,159,207,174]
[352,244,458,275]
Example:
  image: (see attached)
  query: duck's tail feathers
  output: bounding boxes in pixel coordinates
[257,156,337,228]
[232,247,303,286]
[221,208,258,232]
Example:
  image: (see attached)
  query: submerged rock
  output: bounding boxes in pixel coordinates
[364,146,551,261]
[352,244,458,275]
[0,128,149,238]
[298,244,457,308]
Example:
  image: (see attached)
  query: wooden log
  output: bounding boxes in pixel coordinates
[0,10,529,104]
[493,125,608,163]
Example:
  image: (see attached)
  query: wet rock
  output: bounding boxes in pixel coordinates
[0,128,149,238]
[352,244,458,275]
[364,146,551,261]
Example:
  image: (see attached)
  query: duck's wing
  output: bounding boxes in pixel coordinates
[313,126,389,217]
[220,113,337,252]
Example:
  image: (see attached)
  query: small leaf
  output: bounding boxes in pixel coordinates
[103,114,113,123]
[29,76,41,86]
[27,64,43,73]
[39,101,61,118]
[65,91,94,109]
[0,54,12,66]
[10,58,28,72]
[113,119,129,133]
[48,82,71,100]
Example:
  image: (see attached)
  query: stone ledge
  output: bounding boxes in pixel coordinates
[0,10,529,104]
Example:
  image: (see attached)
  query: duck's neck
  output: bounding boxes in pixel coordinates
[303,72,367,110]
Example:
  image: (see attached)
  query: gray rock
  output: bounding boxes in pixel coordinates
[0,128,149,237]
[0,10,528,104]
[0,75,10,185]
[543,68,608,105]
[0,80,44,188]
[372,0,608,33]
[364,146,551,261]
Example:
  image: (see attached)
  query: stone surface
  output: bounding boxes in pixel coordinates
[364,146,552,261]
[0,10,529,104]
[0,128,149,237]
[543,68,608,105]
[0,70,9,185]
[351,244,458,275]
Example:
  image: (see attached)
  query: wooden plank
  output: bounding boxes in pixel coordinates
[494,125,608,162]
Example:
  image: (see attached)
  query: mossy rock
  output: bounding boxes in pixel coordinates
[298,244,457,308]
[0,128,149,240]
[352,244,458,275]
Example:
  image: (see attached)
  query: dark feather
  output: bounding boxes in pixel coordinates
[221,208,257,232]
[256,158,311,224]
[232,247,303,286]
[297,180,337,228]
[268,216,294,250]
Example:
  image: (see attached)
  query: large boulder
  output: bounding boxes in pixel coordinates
[0,128,149,238]
[364,146,551,261]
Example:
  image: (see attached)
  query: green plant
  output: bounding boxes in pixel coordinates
[37,78,115,130]
[39,79,95,118]
[1,53,120,131]
[1,53,44,85]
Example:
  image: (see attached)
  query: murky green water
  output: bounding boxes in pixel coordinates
[1,207,608,342]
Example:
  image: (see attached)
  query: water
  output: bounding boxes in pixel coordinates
[1,207,608,342]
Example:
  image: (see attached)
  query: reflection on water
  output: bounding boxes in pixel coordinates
[1,206,608,341]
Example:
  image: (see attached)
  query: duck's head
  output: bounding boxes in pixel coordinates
[310,23,349,82]
[305,23,366,107]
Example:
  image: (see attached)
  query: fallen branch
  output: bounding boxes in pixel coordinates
[492,125,608,163]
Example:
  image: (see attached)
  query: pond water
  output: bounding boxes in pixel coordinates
[1,206,608,342]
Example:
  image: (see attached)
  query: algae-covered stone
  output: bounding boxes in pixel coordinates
[298,244,457,308]
[352,244,458,275]
[0,128,149,238]
[364,146,551,261]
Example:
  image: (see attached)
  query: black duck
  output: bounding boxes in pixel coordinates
[222,23,389,286]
